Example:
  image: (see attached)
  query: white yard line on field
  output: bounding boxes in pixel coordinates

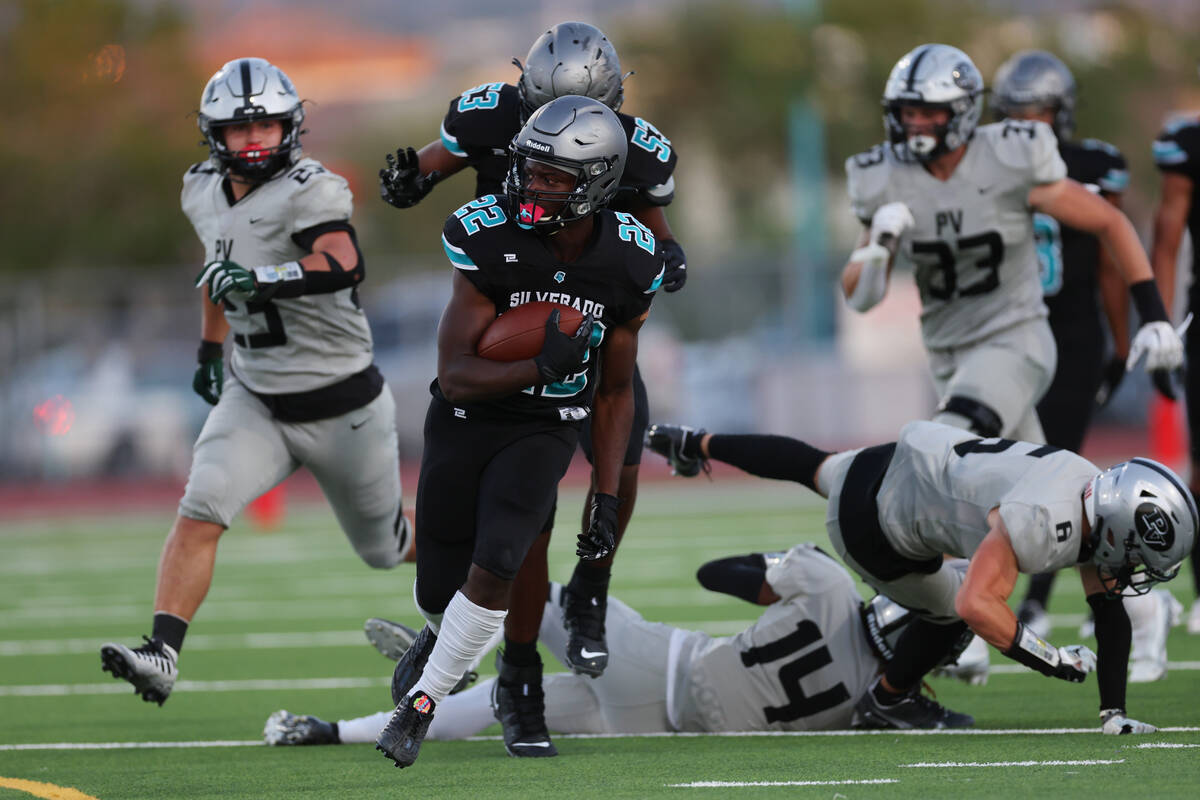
[900,759,1125,767]
[4,728,1199,751]
[668,779,899,788]
[0,677,389,696]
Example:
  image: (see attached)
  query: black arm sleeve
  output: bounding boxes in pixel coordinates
[286,220,365,296]
[1088,592,1130,711]
[696,554,768,605]
[706,434,831,492]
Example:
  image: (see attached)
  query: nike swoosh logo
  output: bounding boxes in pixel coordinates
[249,217,264,224]
[350,419,369,430]
[579,648,607,659]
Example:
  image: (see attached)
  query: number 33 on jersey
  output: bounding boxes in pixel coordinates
[846,119,1068,350]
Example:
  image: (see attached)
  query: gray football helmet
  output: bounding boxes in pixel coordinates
[862,593,973,666]
[882,44,984,162]
[992,50,1076,140]
[506,95,627,227]
[515,22,626,120]
[1085,457,1198,596]
[197,57,305,180]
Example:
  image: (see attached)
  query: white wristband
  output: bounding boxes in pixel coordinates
[252,261,303,284]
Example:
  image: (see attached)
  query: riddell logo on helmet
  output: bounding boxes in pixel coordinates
[1135,503,1175,551]
[524,139,552,153]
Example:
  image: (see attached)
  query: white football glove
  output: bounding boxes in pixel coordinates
[869,201,915,242]
[1101,709,1157,735]
[1127,320,1185,372]
[1058,644,1097,675]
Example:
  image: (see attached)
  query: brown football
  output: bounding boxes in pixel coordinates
[476,301,586,362]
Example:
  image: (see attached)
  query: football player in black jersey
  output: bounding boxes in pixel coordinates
[1152,88,1200,636]
[990,51,1132,635]
[381,21,683,691]
[375,96,663,768]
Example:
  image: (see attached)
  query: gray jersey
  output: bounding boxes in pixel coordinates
[181,158,374,394]
[877,421,1097,573]
[671,545,878,732]
[846,120,1067,349]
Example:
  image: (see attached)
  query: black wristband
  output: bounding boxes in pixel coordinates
[1130,280,1169,324]
[1003,621,1060,678]
[197,340,223,363]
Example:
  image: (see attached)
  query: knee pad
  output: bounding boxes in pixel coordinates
[935,395,1003,438]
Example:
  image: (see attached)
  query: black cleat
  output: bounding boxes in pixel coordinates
[644,423,709,477]
[562,582,608,678]
[854,682,974,730]
[376,691,436,768]
[391,625,436,706]
[100,636,178,706]
[492,652,557,758]
[368,618,476,694]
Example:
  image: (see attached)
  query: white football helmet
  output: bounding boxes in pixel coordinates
[882,44,984,162]
[862,593,973,667]
[197,57,305,179]
[1086,458,1198,596]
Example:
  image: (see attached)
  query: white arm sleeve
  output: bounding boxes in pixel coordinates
[846,242,891,311]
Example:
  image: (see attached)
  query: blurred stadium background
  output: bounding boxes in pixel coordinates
[1,0,1198,495]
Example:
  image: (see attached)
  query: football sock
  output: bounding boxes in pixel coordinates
[569,562,611,596]
[412,591,506,703]
[151,612,188,654]
[706,434,830,492]
[883,617,970,691]
[872,678,903,705]
[502,637,540,668]
[338,712,389,744]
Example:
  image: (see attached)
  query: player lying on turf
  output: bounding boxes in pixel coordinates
[264,544,988,744]
[644,420,1196,734]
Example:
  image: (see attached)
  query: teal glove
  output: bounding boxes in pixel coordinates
[193,341,223,405]
[196,260,256,303]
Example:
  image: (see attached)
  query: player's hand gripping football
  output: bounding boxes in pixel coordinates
[578,492,620,561]
[659,239,687,293]
[1100,709,1157,735]
[533,310,593,384]
[195,260,257,304]
[379,147,439,209]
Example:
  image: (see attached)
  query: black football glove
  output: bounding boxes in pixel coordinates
[659,238,687,293]
[379,147,439,209]
[534,310,594,384]
[577,492,620,561]
[1093,357,1126,408]
[192,340,223,405]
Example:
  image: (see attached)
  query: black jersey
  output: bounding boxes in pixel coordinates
[1153,116,1200,306]
[439,82,678,209]
[1034,138,1128,346]
[438,194,663,422]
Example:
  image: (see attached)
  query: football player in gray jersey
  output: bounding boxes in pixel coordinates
[645,420,1196,733]
[100,58,411,706]
[264,545,985,744]
[842,44,1183,444]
